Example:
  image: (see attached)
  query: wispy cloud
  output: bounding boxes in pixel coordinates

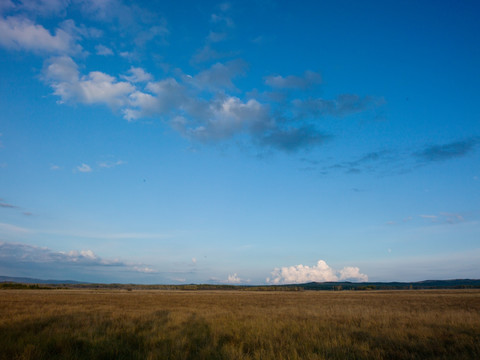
[302,135,480,176]
[388,212,467,227]
[0,199,32,216]
[267,259,368,284]
[95,44,113,56]
[76,163,92,173]
[0,241,158,276]
[11,0,70,17]
[0,222,31,235]
[264,71,321,90]
[415,138,480,162]
[98,160,125,169]
[0,201,18,209]
[192,59,247,91]
[293,94,385,118]
[259,126,331,153]
[419,213,465,224]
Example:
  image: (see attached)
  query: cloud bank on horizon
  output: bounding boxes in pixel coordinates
[267,260,368,284]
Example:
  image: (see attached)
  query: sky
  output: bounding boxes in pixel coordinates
[0,0,479,285]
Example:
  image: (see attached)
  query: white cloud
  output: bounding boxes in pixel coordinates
[227,273,241,284]
[0,242,119,266]
[0,242,158,275]
[44,56,135,108]
[14,0,70,16]
[95,44,113,56]
[77,0,120,21]
[264,71,321,89]
[191,45,226,63]
[420,214,437,219]
[76,163,92,172]
[267,260,368,284]
[192,59,246,91]
[210,13,234,28]
[0,0,15,14]
[339,266,369,281]
[0,222,31,235]
[419,213,465,224]
[123,78,187,121]
[174,96,272,142]
[121,67,152,83]
[133,266,156,273]
[0,16,81,54]
[98,160,124,168]
[77,71,134,107]
[207,31,227,43]
[39,53,380,153]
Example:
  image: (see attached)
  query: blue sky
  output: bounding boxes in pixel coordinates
[1,0,479,284]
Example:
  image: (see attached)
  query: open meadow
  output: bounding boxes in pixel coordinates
[1,289,479,359]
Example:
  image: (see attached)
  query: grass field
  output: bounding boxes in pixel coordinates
[1,289,479,359]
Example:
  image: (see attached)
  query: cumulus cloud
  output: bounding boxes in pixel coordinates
[44,56,135,108]
[339,267,369,281]
[121,67,152,83]
[192,59,247,91]
[227,273,241,284]
[0,16,82,54]
[124,78,187,121]
[41,56,381,152]
[267,260,368,284]
[173,96,274,142]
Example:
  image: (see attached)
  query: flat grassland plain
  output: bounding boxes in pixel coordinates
[1,289,479,359]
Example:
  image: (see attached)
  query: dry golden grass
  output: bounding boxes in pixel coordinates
[1,289,479,359]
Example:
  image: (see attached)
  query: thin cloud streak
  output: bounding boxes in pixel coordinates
[415,138,480,162]
[0,241,158,275]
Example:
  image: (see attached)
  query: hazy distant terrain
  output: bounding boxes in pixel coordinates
[2,275,480,290]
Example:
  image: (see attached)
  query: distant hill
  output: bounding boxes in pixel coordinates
[296,279,480,290]
[1,276,479,290]
[0,275,86,285]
